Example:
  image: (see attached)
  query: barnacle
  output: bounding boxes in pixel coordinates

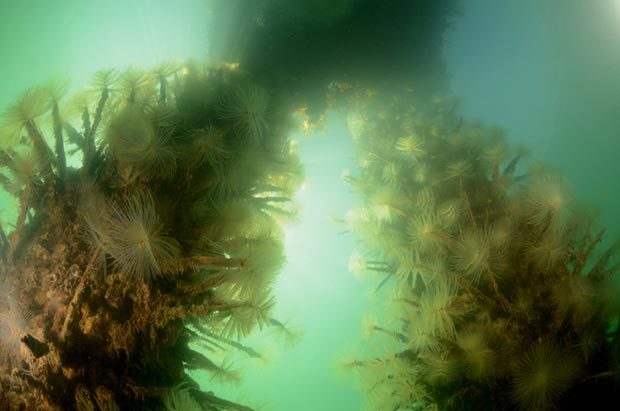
[525,232,566,272]
[107,105,178,180]
[512,342,578,411]
[368,187,405,226]
[395,133,426,160]
[225,235,284,293]
[520,172,573,232]
[103,190,181,282]
[187,125,229,168]
[407,279,460,352]
[216,83,270,142]
[420,351,457,385]
[406,212,447,256]
[445,159,472,180]
[456,325,498,381]
[452,228,492,284]
[220,287,276,340]
[2,87,50,128]
[43,77,70,103]
[0,87,50,148]
[118,68,156,104]
[91,68,119,92]
[5,144,43,188]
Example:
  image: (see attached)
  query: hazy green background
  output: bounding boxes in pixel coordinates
[1,1,619,410]
[444,0,620,238]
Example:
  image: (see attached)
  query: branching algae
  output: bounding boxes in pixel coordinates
[342,90,620,410]
[0,63,302,410]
